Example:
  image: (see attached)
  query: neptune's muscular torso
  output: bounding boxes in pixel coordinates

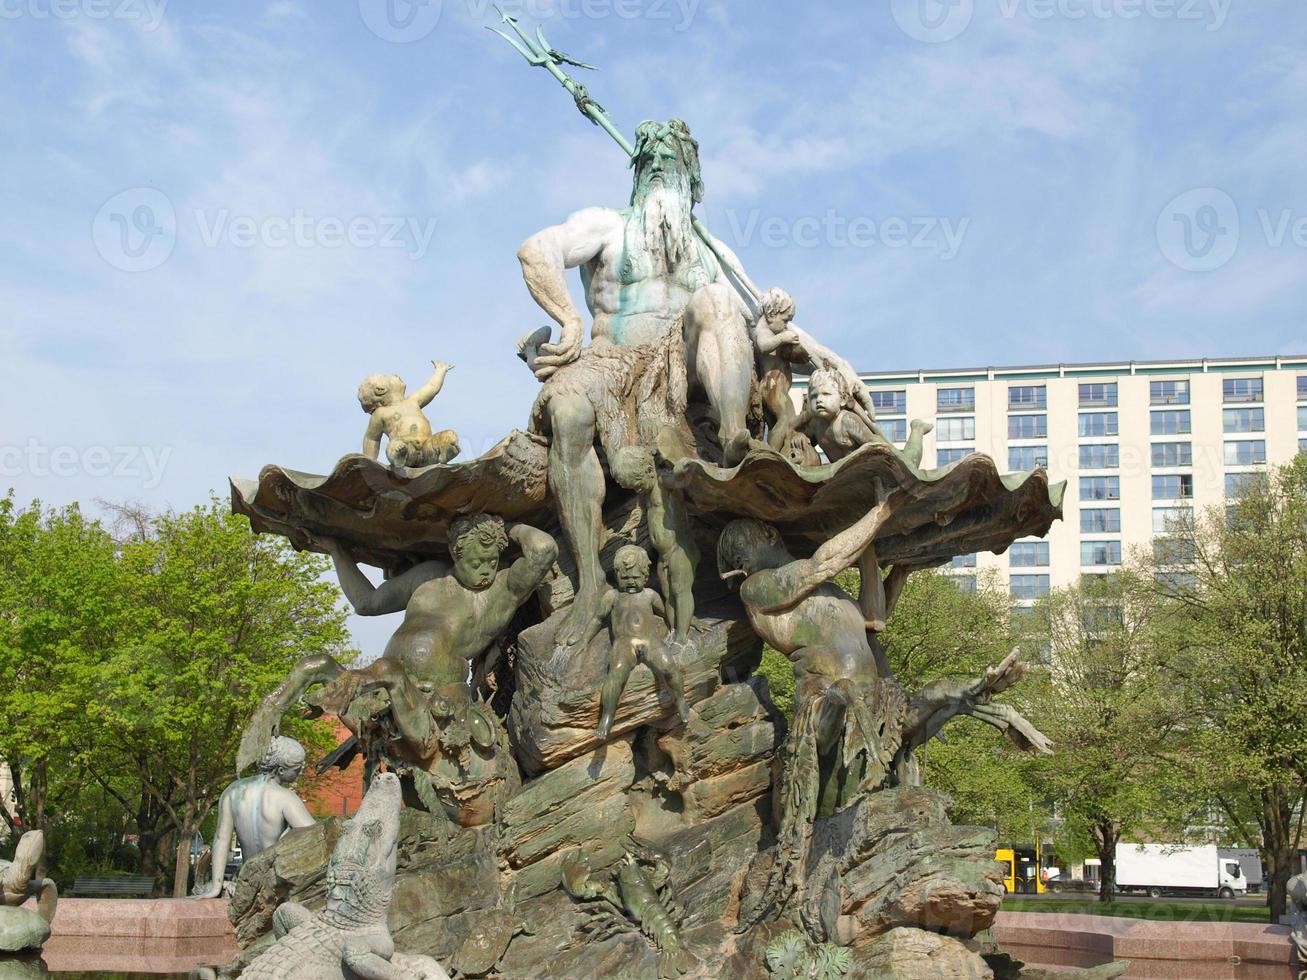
[579,207,721,348]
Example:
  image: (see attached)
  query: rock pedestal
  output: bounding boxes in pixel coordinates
[230,596,1030,978]
[230,353,1072,977]
[507,601,759,777]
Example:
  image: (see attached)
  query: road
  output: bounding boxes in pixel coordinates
[1019,889,1266,907]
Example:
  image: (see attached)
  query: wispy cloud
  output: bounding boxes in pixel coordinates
[1,0,1304,650]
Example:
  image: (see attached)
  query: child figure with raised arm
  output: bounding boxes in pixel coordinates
[358,360,460,468]
[751,286,883,451]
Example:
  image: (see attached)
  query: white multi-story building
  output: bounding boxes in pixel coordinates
[827,355,1307,607]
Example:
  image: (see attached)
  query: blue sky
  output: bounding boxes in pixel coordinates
[2,0,1304,651]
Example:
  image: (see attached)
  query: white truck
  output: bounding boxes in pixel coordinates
[1219,847,1264,894]
[1115,843,1247,899]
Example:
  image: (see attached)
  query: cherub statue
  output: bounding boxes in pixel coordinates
[750,287,880,455]
[194,736,315,899]
[578,545,690,740]
[358,360,460,468]
[609,446,699,646]
[779,367,931,467]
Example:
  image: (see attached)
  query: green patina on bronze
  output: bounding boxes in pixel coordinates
[217,20,1098,978]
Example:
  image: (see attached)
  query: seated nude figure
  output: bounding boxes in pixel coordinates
[195,737,314,899]
[718,508,1049,775]
[321,515,555,692]
[777,367,931,466]
[516,119,761,648]
[574,545,689,740]
[358,360,460,468]
[751,287,881,459]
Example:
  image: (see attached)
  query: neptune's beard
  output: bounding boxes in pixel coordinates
[631,171,695,276]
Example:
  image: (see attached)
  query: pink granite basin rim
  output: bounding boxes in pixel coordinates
[994,910,1297,968]
[41,897,236,940]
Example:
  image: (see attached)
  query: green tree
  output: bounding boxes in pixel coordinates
[89,501,353,895]
[1148,457,1307,922]
[1035,572,1186,901]
[0,496,121,843]
[879,569,1048,845]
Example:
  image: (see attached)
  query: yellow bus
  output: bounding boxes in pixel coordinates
[996,842,1049,894]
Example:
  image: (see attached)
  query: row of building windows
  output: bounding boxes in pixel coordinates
[1076,505,1208,533]
[1009,446,1048,470]
[1006,442,1263,472]
[1082,473,1275,506]
[1082,540,1122,566]
[867,374,1307,421]
[952,538,1188,581]
[951,563,1209,602]
[1079,444,1119,468]
[949,531,1209,596]
[925,407,1278,446]
[1010,541,1050,566]
[1077,472,1274,502]
[949,572,1200,604]
[1011,574,1050,599]
[937,416,975,441]
[1053,440,1269,469]
[1082,508,1121,532]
